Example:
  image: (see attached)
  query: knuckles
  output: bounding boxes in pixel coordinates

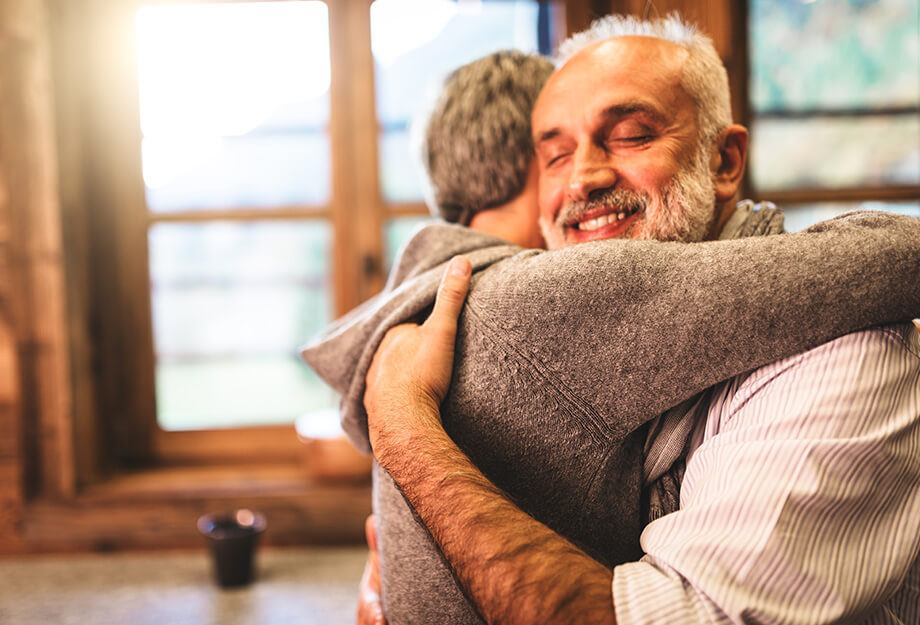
[437,281,468,304]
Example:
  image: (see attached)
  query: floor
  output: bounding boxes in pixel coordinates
[0,547,367,625]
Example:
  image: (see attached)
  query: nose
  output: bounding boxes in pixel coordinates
[567,141,616,202]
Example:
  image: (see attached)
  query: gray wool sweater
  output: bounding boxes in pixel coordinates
[301,209,920,625]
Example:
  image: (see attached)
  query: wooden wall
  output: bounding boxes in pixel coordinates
[0,0,76,552]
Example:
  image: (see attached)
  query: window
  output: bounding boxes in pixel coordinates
[748,0,920,228]
[68,0,563,465]
[136,2,336,432]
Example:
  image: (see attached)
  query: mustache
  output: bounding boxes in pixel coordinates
[555,188,649,227]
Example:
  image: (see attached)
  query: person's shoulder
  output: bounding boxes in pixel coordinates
[702,324,920,443]
[387,222,521,289]
[879,321,920,358]
[804,323,918,362]
[732,323,919,407]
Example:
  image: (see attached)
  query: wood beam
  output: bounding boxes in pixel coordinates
[0,0,76,512]
[755,185,920,206]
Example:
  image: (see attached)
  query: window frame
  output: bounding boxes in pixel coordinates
[60,0,392,470]
[743,1,920,209]
[95,0,573,466]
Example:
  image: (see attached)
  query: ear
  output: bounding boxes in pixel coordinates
[709,124,748,202]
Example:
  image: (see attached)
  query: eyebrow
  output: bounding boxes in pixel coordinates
[535,101,668,145]
[599,102,667,124]
[535,128,561,145]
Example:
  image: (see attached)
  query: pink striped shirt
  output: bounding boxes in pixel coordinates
[614,323,920,624]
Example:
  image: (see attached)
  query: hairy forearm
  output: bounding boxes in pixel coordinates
[375,405,616,625]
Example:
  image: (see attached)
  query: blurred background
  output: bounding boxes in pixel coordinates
[0,0,917,555]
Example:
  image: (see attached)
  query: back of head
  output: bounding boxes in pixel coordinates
[558,13,732,146]
[423,50,554,225]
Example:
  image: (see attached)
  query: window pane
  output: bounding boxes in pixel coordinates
[778,201,920,232]
[136,2,331,211]
[371,0,543,202]
[142,134,330,211]
[385,216,433,272]
[749,0,920,191]
[378,131,425,204]
[750,0,920,111]
[149,221,335,430]
[751,115,920,189]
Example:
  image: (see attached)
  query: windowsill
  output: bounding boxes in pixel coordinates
[16,462,371,554]
[79,462,362,502]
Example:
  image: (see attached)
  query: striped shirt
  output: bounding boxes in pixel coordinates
[613,323,920,624]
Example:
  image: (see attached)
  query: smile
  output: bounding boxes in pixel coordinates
[575,207,639,231]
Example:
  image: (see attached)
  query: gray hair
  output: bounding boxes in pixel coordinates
[557,13,732,146]
[422,50,554,224]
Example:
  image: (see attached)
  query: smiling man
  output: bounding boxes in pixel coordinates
[534,35,736,247]
[305,15,920,625]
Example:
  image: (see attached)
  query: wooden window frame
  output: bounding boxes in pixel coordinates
[73,0,384,468]
[742,6,920,208]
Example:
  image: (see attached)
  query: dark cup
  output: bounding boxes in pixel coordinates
[197,509,267,588]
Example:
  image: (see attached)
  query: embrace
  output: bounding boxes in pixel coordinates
[303,14,920,625]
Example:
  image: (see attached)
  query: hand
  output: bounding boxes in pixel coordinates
[357,515,386,625]
[364,256,472,455]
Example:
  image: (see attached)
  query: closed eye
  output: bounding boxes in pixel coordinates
[618,135,652,143]
[605,135,654,151]
[545,151,571,167]
[605,118,657,146]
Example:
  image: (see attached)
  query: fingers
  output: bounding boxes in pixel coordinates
[365,514,378,553]
[358,515,386,625]
[364,515,381,591]
[357,557,386,625]
[425,256,472,335]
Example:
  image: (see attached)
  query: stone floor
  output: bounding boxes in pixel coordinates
[0,546,367,625]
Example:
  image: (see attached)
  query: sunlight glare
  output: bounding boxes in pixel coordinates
[136,2,330,189]
[370,0,458,67]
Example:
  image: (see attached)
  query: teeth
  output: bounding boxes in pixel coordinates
[577,211,631,231]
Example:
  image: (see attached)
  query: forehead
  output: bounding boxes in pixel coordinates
[533,36,694,132]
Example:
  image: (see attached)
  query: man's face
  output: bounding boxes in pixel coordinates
[532,37,717,250]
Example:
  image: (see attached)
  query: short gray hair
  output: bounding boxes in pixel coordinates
[422,50,554,224]
[558,13,732,146]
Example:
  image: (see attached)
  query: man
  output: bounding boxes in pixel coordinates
[360,15,920,625]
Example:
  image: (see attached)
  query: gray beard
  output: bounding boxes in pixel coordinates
[541,144,717,249]
[629,144,717,243]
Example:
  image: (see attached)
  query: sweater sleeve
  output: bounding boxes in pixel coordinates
[463,211,920,440]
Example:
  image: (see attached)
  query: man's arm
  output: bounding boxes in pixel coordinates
[365,257,615,625]
[466,212,920,429]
